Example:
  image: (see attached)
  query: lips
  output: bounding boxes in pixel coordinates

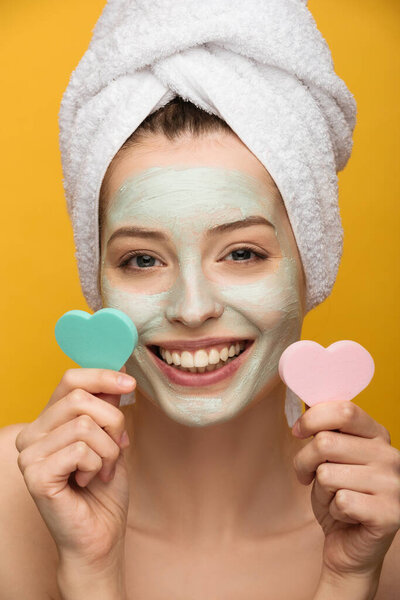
[145,340,255,387]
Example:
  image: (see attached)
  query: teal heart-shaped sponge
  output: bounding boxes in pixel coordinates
[55,308,138,371]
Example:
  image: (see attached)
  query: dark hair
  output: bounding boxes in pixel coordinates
[98,96,235,236]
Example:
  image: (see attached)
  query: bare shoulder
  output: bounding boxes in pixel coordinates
[375,528,400,600]
[0,423,61,600]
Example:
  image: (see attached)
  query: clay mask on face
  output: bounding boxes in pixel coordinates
[100,166,303,426]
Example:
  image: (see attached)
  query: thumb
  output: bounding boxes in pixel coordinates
[96,363,131,408]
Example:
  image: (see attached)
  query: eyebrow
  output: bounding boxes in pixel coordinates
[106,215,274,247]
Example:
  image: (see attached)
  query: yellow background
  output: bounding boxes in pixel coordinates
[0,1,399,447]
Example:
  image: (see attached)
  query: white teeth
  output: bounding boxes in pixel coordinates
[193,349,209,368]
[208,348,220,364]
[172,351,181,366]
[219,347,229,362]
[181,351,194,368]
[158,341,249,370]
[165,356,237,373]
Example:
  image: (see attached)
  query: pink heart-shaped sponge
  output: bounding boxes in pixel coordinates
[278,340,375,406]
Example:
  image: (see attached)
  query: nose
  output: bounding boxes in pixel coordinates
[165,269,223,328]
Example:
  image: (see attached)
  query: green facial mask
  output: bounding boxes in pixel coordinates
[100,166,303,426]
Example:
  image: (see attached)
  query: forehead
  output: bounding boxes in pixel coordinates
[102,134,288,230]
[104,132,281,204]
[105,166,285,236]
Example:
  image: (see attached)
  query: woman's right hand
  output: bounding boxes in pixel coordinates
[15,367,136,568]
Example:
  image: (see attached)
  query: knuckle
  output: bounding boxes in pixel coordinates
[75,414,95,435]
[339,401,356,423]
[315,431,334,453]
[335,489,350,511]
[68,388,89,407]
[61,369,76,388]
[316,463,330,484]
[72,440,89,457]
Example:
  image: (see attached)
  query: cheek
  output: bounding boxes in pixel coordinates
[101,274,167,333]
[216,257,302,331]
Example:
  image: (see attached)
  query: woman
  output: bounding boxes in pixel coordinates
[2,1,400,598]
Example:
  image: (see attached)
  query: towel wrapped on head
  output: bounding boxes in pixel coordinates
[58,0,357,425]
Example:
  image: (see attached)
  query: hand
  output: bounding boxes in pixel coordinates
[292,401,400,579]
[15,366,136,568]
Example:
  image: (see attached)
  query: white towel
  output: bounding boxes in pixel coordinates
[58,0,357,426]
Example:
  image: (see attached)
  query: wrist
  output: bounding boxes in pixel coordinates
[313,565,382,600]
[56,547,127,600]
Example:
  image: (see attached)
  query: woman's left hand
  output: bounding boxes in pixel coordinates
[292,401,400,578]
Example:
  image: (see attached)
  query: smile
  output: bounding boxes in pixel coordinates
[145,339,254,387]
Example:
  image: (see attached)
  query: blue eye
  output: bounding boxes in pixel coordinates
[119,252,162,269]
[224,247,268,263]
[118,246,269,271]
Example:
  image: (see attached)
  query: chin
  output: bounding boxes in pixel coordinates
[132,372,283,429]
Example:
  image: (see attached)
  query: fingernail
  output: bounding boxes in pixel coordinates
[292,421,301,436]
[119,430,130,448]
[117,374,135,388]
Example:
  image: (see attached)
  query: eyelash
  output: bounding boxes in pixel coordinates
[118,246,269,271]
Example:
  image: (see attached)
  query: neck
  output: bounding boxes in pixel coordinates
[123,382,313,546]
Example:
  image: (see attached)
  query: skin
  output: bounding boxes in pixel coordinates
[0,133,397,599]
[99,132,315,545]
[100,158,304,428]
[94,132,398,594]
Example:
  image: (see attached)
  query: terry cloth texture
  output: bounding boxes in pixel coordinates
[58,0,357,426]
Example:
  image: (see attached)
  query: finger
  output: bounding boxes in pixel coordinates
[312,463,381,509]
[47,367,136,407]
[293,431,382,485]
[328,490,400,537]
[17,415,121,482]
[96,365,131,409]
[17,388,127,452]
[23,441,103,498]
[292,401,390,442]
[312,460,400,509]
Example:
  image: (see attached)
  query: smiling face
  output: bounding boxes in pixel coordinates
[99,133,306,426]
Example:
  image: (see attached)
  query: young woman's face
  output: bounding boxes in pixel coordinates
[100,133,306,426]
